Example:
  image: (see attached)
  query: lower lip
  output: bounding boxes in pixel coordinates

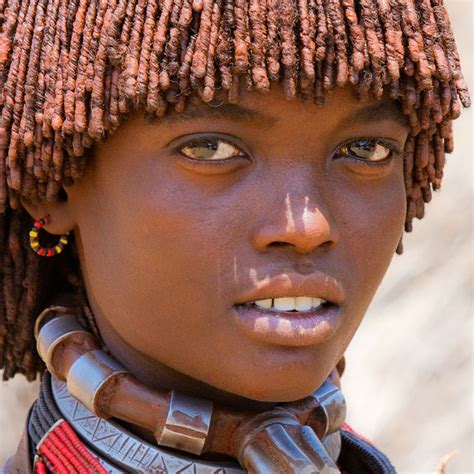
[231,304,343,347]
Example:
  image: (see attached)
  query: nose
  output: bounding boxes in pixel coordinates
[251,193,338,255]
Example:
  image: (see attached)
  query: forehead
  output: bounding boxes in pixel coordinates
[145,84,408,132]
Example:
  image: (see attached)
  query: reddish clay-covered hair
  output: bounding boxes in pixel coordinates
[0,0,470,380]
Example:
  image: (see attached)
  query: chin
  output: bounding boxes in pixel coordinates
[208,345,339,403]
[240,382,323,403]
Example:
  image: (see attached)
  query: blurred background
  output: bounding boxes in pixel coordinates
[1,1,472,472]
[343,1,473,472]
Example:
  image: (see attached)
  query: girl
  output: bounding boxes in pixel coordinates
[0,0,469,472]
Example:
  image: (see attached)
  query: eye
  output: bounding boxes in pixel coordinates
[337,139,394,162]
[179,138,246,161]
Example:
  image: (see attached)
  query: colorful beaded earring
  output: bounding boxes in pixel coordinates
[29,215,70,257]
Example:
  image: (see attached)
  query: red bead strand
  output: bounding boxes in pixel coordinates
[33,458,47,474]
[58,422,108,473]
[48,430,90,474]
[41,438,79,473]
[37,420,108,474]
[38,442,70,474]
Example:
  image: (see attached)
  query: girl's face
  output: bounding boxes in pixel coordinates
[62,85,408,403]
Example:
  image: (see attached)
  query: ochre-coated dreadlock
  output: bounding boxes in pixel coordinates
[0,0,470,381]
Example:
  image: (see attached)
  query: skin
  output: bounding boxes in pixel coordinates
[25,84,409,407]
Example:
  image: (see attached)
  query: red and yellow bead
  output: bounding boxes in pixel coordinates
[29,215,70,257]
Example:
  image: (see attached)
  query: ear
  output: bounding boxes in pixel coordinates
[20,195,76,236]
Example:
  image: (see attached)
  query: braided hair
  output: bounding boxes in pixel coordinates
[0,0,470,380]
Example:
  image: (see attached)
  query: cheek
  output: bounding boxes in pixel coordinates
[337,159,406,238]
[74,160,244,346]
[333,164,406,313]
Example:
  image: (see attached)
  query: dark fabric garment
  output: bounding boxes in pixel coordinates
[338,429,397,473]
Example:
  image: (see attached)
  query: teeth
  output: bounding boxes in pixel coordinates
[312,297,324,309]
[273,297,295,311]
[252,297,327,312]
[295,297,312,311]
[255,299,272,309]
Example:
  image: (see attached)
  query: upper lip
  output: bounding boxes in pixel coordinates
[235,271,345,306]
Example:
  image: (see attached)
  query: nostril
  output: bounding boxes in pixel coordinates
[318,241,334,250]
[267,241,292,248]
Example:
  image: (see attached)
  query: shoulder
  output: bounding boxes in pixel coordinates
[1,425,33,474]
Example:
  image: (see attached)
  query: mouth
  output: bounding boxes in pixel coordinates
[232,299,341,347]
[243,296,328,312]
[233,297,341,347]
[232,273,345,347]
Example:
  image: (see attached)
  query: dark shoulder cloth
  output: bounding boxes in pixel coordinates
[338,426,397,473]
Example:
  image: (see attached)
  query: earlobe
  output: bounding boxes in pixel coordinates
[20,196,76,235]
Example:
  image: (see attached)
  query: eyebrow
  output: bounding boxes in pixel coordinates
[339,102,409,129]
[149,98,408,130]
[157,102,277,127]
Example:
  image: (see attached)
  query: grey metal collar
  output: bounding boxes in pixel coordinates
[51,377,341,473]
[51,378,243,473]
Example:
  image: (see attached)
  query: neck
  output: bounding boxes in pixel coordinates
[95,302,280,411]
